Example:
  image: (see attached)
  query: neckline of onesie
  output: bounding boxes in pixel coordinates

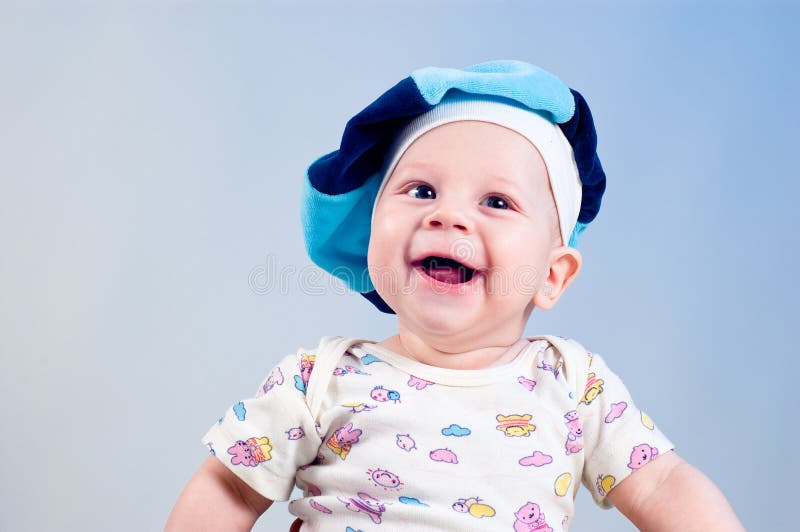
[348,338,548,387]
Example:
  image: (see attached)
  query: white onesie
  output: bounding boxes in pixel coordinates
[202,335,674,531]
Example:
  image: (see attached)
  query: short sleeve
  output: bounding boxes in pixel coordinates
[201,347,323,502]
[577,351,675,509]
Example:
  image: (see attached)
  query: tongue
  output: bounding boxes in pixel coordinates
[426,267,462,284]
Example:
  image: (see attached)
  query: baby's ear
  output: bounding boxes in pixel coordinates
[532,246,582,310]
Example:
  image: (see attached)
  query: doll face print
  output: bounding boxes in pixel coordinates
[368,120,558,338]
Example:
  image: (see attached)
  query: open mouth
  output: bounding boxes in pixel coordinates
[412,256,477,284]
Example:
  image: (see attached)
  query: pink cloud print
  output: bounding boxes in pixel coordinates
[519,451,553,467]
[604,402,627,423]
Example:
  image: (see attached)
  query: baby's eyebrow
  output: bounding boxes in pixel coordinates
[486,174,527,195]
[395,160,444,175]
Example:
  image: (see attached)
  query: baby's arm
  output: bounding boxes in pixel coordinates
[607,450,744,531]
[165,456,273,531]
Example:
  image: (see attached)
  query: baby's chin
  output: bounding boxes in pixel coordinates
[393,299,509,341]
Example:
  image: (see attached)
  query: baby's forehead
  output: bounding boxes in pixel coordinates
[389,120,553,195]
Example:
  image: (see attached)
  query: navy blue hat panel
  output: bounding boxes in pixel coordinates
[307,77,433,196]
[559,89,607,225]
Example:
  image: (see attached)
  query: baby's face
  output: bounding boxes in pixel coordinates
[368,120,560,340]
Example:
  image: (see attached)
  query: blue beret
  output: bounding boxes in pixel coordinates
[301,60,606,314]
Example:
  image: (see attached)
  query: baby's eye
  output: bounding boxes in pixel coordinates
[482,195,511,210]
[406,184,435,200]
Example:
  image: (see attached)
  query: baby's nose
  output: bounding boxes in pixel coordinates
[424,203,472,232]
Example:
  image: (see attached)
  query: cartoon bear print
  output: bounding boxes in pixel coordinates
[513,501,552,532]
[628,443,659,470]
[563,410,583,455]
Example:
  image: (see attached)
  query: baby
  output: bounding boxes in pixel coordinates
[166,61,743,531]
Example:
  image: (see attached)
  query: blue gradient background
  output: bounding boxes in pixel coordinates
[1,1,797,531]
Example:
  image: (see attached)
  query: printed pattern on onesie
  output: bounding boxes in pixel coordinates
[202,347,324,502]
[575,348,675,509]
[202,337,674,531]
